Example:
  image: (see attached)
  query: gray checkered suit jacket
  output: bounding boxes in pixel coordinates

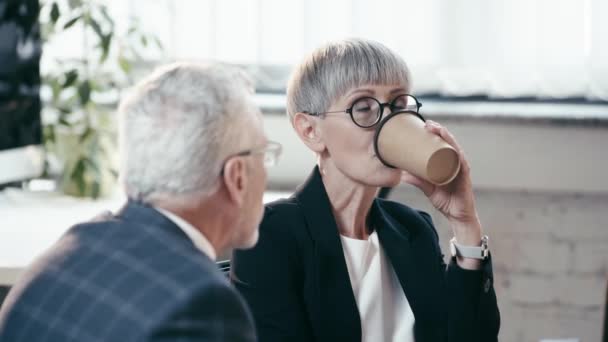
[0,201,256,342]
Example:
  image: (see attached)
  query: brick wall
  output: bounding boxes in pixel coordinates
[390,186,608,342]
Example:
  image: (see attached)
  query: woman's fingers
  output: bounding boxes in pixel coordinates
[401,171,435,197]
[425,120,471,175]
[425,120,462,152]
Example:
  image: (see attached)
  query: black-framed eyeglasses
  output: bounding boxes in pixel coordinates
[221,140,282,174]
[303,94,422,128]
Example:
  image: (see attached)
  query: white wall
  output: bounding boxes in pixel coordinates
[263,103,608,194]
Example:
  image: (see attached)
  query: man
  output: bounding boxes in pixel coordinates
[0,62,280,341]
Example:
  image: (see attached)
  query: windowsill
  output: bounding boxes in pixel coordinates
[254,93,608,127]
[260,95,608,194]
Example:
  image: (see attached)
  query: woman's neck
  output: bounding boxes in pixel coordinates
[319,160,378,240]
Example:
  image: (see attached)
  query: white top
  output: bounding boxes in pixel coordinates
[340,231,415,342]
[155,207,217,261]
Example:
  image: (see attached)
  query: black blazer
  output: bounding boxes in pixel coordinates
[232,167,500,341]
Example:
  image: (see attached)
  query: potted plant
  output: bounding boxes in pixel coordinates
[40,0,163,198]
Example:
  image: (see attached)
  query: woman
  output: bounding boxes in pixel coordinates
[231,39,500,341]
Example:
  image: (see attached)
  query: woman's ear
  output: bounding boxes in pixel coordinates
[292,112,325,153]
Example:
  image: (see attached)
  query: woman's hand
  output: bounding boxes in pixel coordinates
[401,120,483,269]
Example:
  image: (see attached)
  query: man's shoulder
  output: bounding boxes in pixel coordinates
[1,254,238,341]
[16,211,224,304]
[69,212,222,282]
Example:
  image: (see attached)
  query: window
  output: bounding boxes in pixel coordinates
[45,0,608,100]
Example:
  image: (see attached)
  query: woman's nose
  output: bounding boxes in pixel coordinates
[380,102,393,116]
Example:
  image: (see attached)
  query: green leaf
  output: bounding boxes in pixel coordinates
[140,35,148,47]
[63,15,82,29]
[83,156,102,199]
[50,2,60,24]
[58,106,72,115]
[83,156,100,173]
[91,181,100,199]
[118,57,132,74]
[63,69,78,88]
[58,117,71,127]
[87,136,100,161]
[78,81,91,105]
[71,159,85,178]
[71,158,87,195]
[100,6,114,28]
[50,77,63,101]
[153,36,163,49]
[44,125,56,144]
[79,127,94,143]
[88,17,104,41]
[99,33,113,63]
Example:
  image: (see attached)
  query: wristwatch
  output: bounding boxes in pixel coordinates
[450,235,489,260]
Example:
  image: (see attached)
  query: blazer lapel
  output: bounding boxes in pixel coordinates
[294,167,361,342]
[372,200,446,340]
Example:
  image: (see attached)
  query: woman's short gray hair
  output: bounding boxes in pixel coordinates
[286,38,411,120]
[119,62,256,202]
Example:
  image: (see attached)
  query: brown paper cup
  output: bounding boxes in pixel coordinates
[373,110,461,186]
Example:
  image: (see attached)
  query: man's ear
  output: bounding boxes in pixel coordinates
[292,112,325,153]
[222,157,247,207]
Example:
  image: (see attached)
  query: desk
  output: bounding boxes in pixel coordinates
[0,188,290,286]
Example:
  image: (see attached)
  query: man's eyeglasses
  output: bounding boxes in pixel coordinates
[303,94,422,128]
[223,141,282,174]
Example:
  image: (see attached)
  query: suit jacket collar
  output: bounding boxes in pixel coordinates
[154,207,217,260]
[116,200,197,250]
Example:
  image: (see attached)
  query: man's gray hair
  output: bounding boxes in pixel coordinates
[119,62,256,202]
[286,38,411,120]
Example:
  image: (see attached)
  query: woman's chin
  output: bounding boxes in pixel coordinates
[379,175,401,188]
[363,169,402,188]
